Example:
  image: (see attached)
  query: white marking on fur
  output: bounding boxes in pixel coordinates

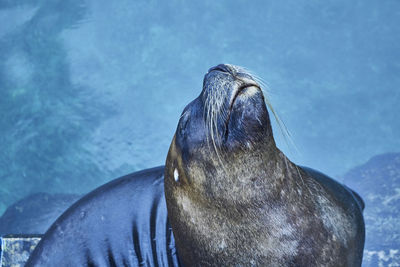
[317,194,354,245]
[174,168,179,182]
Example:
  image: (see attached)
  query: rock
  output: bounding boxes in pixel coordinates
[0,235,41,267]
[343,152,400,266]
[0,193,79,266]
[0,193,80,235]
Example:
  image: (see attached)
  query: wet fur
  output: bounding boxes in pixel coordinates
[165,64,365,266]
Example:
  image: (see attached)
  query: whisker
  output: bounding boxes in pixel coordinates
[246,69,298,154]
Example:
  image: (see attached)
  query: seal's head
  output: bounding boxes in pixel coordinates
[166,64,280,203]
[165,64,284,265]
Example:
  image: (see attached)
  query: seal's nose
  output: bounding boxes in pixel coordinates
[208,64,233,74]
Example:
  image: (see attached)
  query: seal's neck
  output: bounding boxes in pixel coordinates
[198,143,300,208]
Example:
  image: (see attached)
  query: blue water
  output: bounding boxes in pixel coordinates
[0,0,399,219]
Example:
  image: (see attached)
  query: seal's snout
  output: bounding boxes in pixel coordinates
[200,64,271,147]
[207,64,234,74]
[204,63,260,94]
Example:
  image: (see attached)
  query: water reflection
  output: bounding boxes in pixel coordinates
[0,0,108,213]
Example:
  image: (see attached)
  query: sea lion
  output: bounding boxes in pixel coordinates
[27,64,364,267]
[164,64,365,266]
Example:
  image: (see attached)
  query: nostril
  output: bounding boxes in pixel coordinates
[208,64,232,74]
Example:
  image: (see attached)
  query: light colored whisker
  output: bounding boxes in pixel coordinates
[180,110,189,119]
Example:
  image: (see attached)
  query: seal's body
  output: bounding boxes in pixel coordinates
[164,64,365,266]
[26,167,180,267]
[27,64,364,266]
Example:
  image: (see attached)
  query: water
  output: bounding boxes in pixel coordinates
[0,0,399,229]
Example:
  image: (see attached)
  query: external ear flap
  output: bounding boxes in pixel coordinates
[178,110,190,137]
